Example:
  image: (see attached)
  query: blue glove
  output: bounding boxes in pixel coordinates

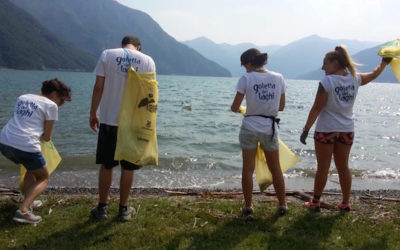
[300,128,309,145]
[383,57,392,64]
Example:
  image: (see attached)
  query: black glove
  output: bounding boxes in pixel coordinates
[382,57,392,64]
[300,128,309,145]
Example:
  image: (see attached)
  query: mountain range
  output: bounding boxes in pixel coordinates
[0,0,95,71]
[1,0,397,82]
[183,37,281,77]
[2,0,230,76]
[267,35,380,78]
[184,35,396,83]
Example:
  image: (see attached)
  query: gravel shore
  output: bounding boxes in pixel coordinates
[2,186,400,200]
[1,186,399,218]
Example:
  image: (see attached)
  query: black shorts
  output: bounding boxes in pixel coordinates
[96,124,141,170]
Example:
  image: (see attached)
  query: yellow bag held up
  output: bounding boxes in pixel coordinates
[19,139,62,190]
[114,68,159,166]
[378,39,400,83]
[239,106,300,191]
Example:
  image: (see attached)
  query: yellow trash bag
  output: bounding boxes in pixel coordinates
[114,68,159,166]
[19,139,62,190]
[239,107,300,191]
[378,39,400,83]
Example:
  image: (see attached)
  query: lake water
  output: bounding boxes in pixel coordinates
[0,70,399,190]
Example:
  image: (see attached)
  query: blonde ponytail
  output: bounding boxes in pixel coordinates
[335,46,357,77]
[326,45,358,77]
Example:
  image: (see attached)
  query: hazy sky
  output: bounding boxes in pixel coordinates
[116,0,398,46]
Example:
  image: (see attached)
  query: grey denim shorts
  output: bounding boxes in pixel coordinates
[239,125,279,152]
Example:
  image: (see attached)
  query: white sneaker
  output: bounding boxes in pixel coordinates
[13,209,42,224]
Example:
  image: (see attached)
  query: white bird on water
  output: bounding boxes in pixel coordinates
[181,101,192,111]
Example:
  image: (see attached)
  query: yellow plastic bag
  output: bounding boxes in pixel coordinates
[378,39,400,83]
[19,139,62,190]
[254,141,300,191]
[114,68,159,166]
[389,58,400,83]
[239,106,300,191]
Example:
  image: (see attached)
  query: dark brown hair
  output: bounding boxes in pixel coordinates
[240,48,268,68]
[121,35,141,47]
[41,78,71,101]
[325,45,357,77]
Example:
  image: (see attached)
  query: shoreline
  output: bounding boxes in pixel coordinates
[2,186,400,200]
[1,168,399,192]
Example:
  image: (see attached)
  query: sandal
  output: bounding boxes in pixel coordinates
[338,201,351,212]
[304,198,321,212]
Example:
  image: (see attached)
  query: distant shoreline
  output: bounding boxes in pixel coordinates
[0,67,89,73]
[1,68,398,83]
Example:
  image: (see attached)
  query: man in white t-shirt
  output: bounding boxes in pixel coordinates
[89,35,156,222]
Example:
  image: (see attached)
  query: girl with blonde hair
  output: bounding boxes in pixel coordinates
[300,46,391,211]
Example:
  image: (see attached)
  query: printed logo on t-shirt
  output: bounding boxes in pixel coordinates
[335,85,355,102]
[115,56,141,73]
[15,100,38,118]
[253,82,275,102]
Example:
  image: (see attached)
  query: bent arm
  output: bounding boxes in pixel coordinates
[231,92,244,113]
[360,60,390,86]
[89,76,105,132]
[303,83,328,131]
[279,93,285,111]
[42,120,55,142]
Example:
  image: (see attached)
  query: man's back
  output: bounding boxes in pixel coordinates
[95,48,156,126]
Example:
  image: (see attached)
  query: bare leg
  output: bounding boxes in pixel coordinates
[20,168,49,213]
[313,141,334,198]
[98,165,113,204]
[22,172,36,195]
[333,142,352,204]
[119,168,134,206]
[264,150,286,206]
[242,149,257,208]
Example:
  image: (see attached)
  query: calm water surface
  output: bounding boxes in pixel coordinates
[0,70,399,190]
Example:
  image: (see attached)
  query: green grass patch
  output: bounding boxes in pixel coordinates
[0,195,399,249]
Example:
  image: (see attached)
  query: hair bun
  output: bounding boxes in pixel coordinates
[335,46,345,54]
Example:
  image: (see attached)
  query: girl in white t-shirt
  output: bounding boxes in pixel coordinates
[300,46,392,212]
[0,78,71,224]
[231,48,287,216]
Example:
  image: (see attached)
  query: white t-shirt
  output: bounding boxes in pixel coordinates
[0,94,58,152]
[315,74,362,132]
[94,48,156,126]
[236,71,286,134]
